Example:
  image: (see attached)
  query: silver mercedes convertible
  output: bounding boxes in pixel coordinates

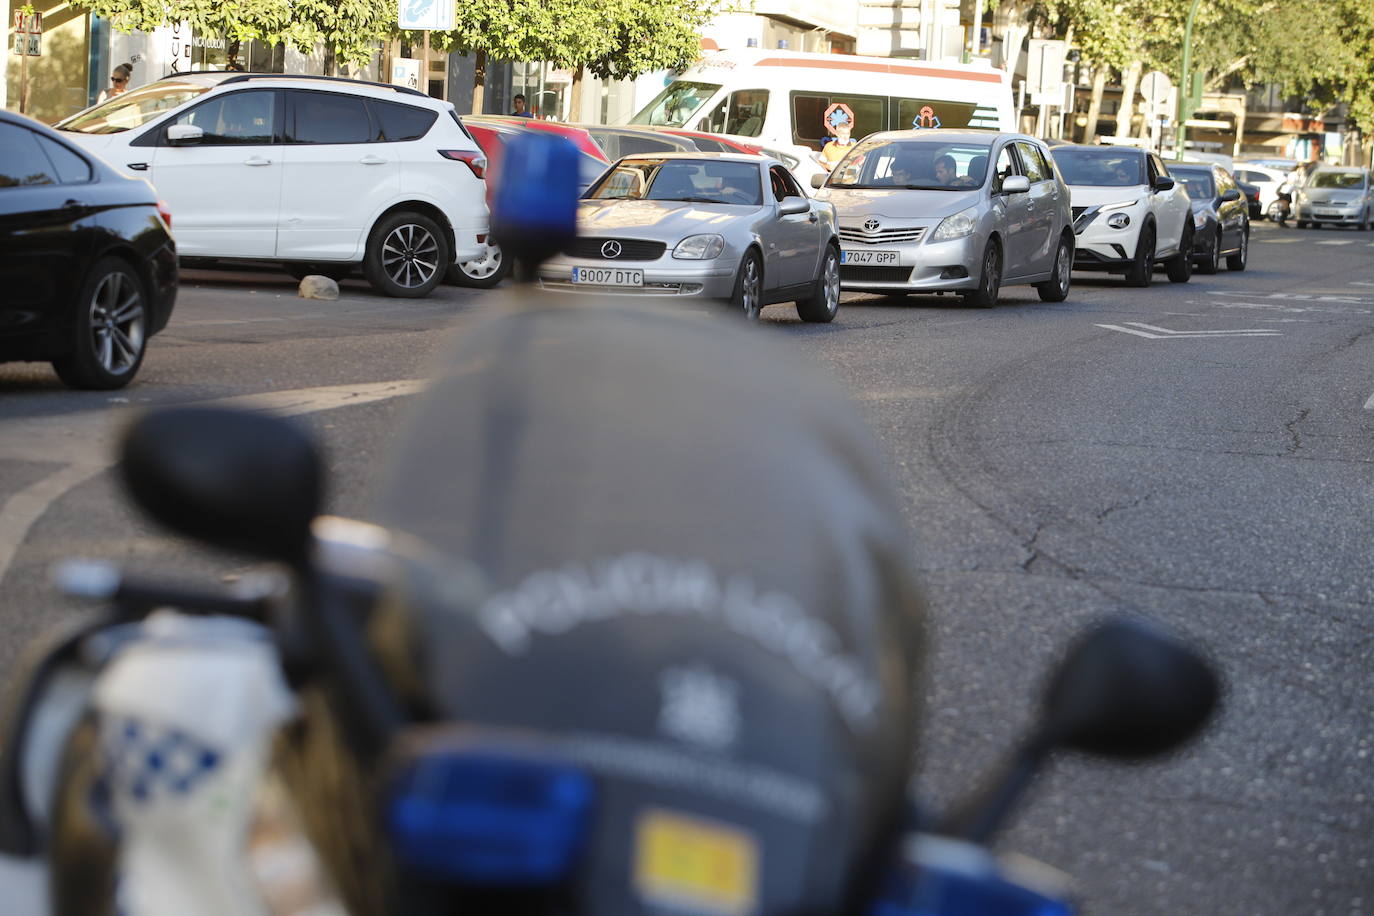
[538,152,841,322]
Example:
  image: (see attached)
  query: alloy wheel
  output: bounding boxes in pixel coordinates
[88,270,146,376]
[741,258,761,319]
[822,250,840,315]
[381,223,441,289]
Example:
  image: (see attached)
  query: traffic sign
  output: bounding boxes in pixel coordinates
[11,10,42,56]
[1025,39,1067,97]
[398,0,454,30]
[1140,70,1173,105]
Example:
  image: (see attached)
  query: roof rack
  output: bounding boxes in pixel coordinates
[216,72,427,98]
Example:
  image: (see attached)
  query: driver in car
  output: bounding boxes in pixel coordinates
[935,154,978,189]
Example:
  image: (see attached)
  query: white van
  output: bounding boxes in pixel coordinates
[626,49,1014,186]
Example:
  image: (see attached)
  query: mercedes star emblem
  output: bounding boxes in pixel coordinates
[863,219,881,233]
[601,240,623,259]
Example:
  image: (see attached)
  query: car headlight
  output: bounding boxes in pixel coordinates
[1099,199,1140,212]
[672,234,726,260]
[1297,191,1309,202]
[931,206,978,242]
[1106,212,1131,229]
[1193,210,1207,228]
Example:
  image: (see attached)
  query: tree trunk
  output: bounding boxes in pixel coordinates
[323,45,336,78]
[570,66,585,123]
[471,49,487,115]
[1080,66,1107,143]
[1115,60,1142,139]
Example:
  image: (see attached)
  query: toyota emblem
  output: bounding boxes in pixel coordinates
[601,240,623,259]
[863,219,881,233]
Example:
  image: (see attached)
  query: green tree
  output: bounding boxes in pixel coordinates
[73,0,396,69]
[420,0,715,115]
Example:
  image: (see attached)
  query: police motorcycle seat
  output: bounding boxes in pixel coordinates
[366,293,928,915]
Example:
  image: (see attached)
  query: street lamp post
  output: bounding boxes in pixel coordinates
[1175,0,1203,160]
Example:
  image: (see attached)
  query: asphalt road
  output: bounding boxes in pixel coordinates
[2,221,1372,913]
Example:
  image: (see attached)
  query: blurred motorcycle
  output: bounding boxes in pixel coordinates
[0,134,1219,916]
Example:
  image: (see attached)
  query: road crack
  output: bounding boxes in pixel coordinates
[1283,407,1311,455]
[1096,493,1152,522]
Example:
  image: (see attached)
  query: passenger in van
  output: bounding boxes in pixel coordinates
[818,120,856,171]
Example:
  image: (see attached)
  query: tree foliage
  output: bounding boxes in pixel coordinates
[74,0,714,80]
[989,0,1374,131]
[418,0,715,80]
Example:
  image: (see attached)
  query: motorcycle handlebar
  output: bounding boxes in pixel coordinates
[53,560,284,621]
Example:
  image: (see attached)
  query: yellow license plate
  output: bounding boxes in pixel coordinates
[634,809,758,915]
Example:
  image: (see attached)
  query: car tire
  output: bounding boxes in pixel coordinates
[962,238,1002,308]
[51,257,148,390]
[447,242,508,289]
[1226,224,1249,271]
[363,211,449,299]
[796,245,840,323]
[1165,224,1194,283]
[732,250,763,321]
[1124,223,1155,287]
[1297,219,1309,229]
[1359,209,1371,232]
[1035,234,1072,302]
[1266,201,1285,223]
[285,263,351,282]
[1197,228,1221,274]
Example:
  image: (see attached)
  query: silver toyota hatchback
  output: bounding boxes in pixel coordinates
[812,130,1074,307]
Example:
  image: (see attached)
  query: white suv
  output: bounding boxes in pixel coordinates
[57,73,489,298]
[1051,146,1194,287]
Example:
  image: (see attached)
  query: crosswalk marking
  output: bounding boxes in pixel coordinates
[1317,240,1356,246]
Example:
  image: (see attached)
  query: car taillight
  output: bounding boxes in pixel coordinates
[440,150,487,179]
[156,198,172,229]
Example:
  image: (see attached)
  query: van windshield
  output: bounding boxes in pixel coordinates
[58,81,210,134]
[630,81,722,128]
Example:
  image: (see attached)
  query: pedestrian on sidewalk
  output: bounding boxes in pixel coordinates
[98,63,133,103]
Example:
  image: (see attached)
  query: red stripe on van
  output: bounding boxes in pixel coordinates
[755,57,1005,84]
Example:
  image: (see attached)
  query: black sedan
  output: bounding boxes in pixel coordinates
[0,110,177,389]
[1170,163,1250,274]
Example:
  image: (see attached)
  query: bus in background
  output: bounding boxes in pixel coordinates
[625,49,1014,188]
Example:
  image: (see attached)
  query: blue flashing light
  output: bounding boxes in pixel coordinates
[491,131,582,262]
[385,750,595,885]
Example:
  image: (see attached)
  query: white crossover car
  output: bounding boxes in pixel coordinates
[1053,145,1194,286]
[56,73,490,298]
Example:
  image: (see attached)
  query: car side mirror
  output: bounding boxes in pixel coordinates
[1152,175,1175,192]
[120,407,323,567]
[1001,175,1030,194]
[778,195,810,216]
[810,173,827,189]
[1220,188,1241,202]
[165,124,204,146]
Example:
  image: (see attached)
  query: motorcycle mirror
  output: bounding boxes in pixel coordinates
[939,616,1218,844]
[120,407,322,567]
[1038,617,1219,759]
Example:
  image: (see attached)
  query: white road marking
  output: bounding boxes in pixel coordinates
[1258,236,1302,243]
[1096,321,1281,340]
[1316,240,1356,246]
[0,379,427,585]
[1366,392,1374,411]
[1351,281,1374,287]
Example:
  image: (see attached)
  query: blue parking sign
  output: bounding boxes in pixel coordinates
[398,0,455,30]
